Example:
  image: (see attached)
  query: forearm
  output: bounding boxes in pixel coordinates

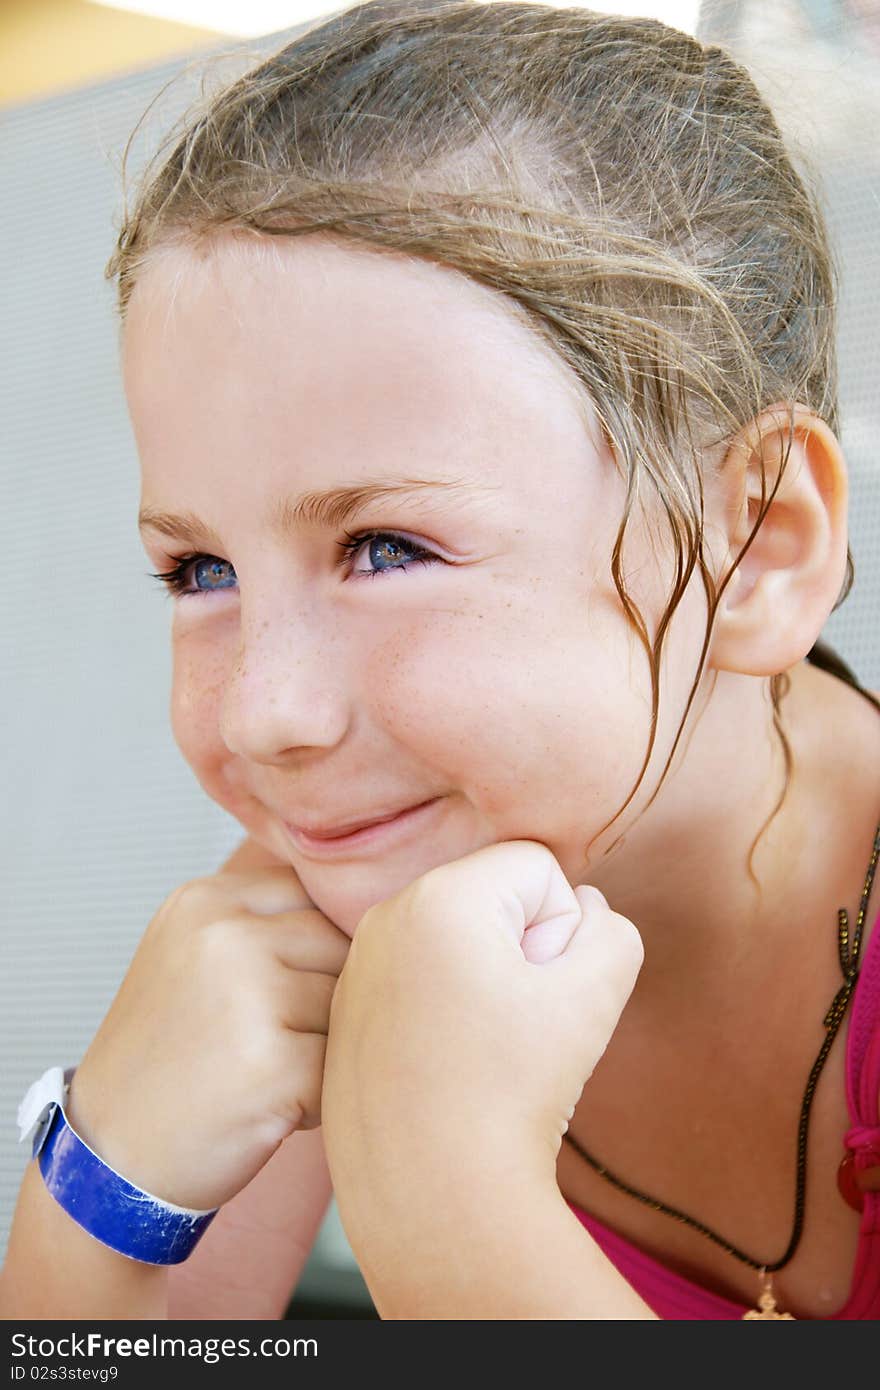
[3,837,327,1323]
[167,1126,334,1320]
[0,1161,168,1320]
[340,1166,657,1321]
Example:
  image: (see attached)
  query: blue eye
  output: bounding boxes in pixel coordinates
[335,530,438,579]
[148,530,440,599]
[148,555,237,598]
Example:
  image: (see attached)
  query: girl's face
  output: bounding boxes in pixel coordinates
[125,232,711,933]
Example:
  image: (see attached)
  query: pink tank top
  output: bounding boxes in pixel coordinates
[567,905,880,1319]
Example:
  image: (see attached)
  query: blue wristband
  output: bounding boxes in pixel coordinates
[18,1067,219,1265]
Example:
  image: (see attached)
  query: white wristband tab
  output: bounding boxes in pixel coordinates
[17,1065,68,1148]
[17,1065,219,1265]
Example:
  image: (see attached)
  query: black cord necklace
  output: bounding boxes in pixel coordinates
[563,820,880,1319]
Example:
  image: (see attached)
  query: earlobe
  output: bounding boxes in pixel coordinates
[707,404,849,677]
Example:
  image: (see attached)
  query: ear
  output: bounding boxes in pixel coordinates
[707,403,848,677]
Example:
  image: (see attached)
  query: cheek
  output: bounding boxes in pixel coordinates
[364,597,650,825]
[168,637,251,812]
[169,639,224,759]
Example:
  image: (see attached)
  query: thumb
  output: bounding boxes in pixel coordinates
[521,884,615,966]
[517,866,584,965]
[550,883,645,1007]
[520,889,582,964]
[535,885,645,1107]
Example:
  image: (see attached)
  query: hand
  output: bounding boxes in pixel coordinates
[65,861,350,1212]
[321,840,643,1244]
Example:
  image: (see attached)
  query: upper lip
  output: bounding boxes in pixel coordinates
[283,799,438,840]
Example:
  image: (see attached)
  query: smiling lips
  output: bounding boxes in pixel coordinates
[291,801,435,839]
[282,797,442,854]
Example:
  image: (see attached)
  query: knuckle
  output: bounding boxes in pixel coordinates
[163,876,222,925]
[273,1037,326,1132]
[356,895,401,940]
[351,867,446,940]
[154,878,194,919]
[401,867,446,924]
[354,902,378,935]
[253,1108,301,1148]
[194,920,275,997]
[266,1096,306,1137]
[179,875,218,905]
[198,913,248,957]
[612,913,645,973]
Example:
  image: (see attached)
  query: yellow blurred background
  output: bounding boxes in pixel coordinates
[0,0,227,108]
[0,0,707,110]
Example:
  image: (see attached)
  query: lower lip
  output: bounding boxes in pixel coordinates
[284,798,443,859]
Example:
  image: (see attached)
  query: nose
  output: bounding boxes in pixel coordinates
[218,591,351,762]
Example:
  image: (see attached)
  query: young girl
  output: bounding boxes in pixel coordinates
[3,0,879,1321]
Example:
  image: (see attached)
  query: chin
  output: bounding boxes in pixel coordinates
[296,874,394,939]
[298,861,420,932]
[292,830,497,937]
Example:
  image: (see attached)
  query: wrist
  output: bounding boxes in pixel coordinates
[331,1128,559,1288]
[1,1164,169,1322]
[17,1066,219,1266]
[65,1067,223,1211]
[359,1180,655,1320]
[346,1173,562,1319]
[63,1070,169,1203]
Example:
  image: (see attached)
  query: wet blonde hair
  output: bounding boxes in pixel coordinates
[107,0,855,867]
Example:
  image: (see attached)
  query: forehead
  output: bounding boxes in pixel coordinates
[122,229,595,436]
[123,232,616,547]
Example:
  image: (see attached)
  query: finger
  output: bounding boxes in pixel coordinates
[293,1031,327,1130]
[412,839,582,962]
[273,969,338,1035]
[218,866,316,915]
[239,908,352,976]
[261,1030,327,1132]
[520,872,584,964]
[556,885,645,1004]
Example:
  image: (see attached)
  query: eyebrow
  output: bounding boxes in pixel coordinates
[138,477,494,549]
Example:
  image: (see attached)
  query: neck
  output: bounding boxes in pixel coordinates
[583,660,880,1023]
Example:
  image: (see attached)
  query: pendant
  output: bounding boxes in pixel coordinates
[742,1270,795,1320]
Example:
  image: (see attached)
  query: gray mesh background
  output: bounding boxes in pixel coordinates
[1,0,877,1315]
[700,0,880,670]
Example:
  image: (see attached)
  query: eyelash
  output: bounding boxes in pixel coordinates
[148,529,440,599]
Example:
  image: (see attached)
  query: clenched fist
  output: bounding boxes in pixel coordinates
[321,839,644,1270]
[65,863,350,1212]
